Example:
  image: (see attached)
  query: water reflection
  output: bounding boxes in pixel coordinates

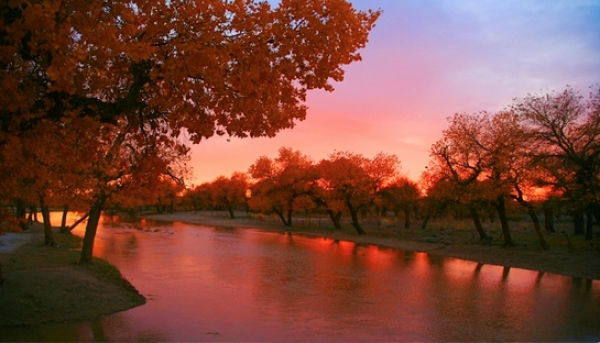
[1,218,599,342]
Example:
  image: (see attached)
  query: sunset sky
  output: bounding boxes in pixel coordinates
[189,0,600,186]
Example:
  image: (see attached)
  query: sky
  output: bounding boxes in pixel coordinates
[188,0,600,186]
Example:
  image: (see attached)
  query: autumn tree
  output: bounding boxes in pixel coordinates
[151,177,186,214]
[481,110,548,249]
[427,109,553,247]
[248,147,315,226]
[381,176,420,229]
[513,86,600,240]
[210,172,249,219]
[184,182,214,212]
[306,163,345,230]
[1,0,380,263]
[1,117,103,244]
[318,152,400,234]
[425,113,491,241]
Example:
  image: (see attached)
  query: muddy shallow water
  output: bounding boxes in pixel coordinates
[2,217,599,342]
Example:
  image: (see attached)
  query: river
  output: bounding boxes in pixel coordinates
[1,215,599,341]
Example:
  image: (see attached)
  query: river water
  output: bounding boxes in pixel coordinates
[1,216,599,341]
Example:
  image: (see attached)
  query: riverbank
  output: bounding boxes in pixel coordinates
[0,223,145,327]
[146,211,600,281]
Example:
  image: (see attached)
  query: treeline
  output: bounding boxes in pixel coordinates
[424,86,600,248]
[181,149,418,235]
[176,86,600,248]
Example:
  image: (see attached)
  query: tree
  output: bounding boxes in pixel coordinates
[1,0,380,137]
[2,0,380,263]
[513,86,600,241]
[481,110,548,249]
[306,163,345,230]
[382,177,420,229]
[425,112,491,241]
[248,147,315,226]
[152,177,186,214]
[184,183,214,212]
[210,172,249,219]
[318,152,400,234]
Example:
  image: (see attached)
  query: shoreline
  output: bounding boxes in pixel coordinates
[145,211,600,281]
[0,223,145,327]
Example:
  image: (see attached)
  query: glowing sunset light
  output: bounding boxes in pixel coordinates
[189,0,600,185]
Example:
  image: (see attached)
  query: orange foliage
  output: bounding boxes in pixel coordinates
[248,147,315,225]
[209,172,249,218]
[1,0,381,260]
[317,151,401,234]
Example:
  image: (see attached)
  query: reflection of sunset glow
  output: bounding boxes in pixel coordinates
[335,240,356,258]
[441,258,478,286]
[360,245,396,271]
[412,252,432,276]
[30,219,600,342]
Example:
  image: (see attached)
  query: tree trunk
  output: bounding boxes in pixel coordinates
[421,215,431,230]
[494,196,513,246]
[27,208,34,225]
[15,199,27,231]
[272,206,291,226]
[593,204,600,233]
[79,198,104,265]
[586,207,594,241]
[227,206,236,219]
[528,208,549,249]
[347,202,366,235]
[573,212,584,236]
[62,212,89,233]
[544,208,555,233]
[286,209,293,227]
[468,205,489,241]
[60,205,69,230]
[30,205,39,222]
[404,205,411,229]
[39,195,56,246]
[514,193,549,250]
[326,209,343,229]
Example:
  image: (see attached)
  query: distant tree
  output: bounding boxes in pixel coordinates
[185,183,214,212]
[210,172,249,219]
[382,176,420,229]
[306,164,345,230]
[481,111,548,249]
[248,147,315,226]
[318,152,400,234]
[424,112,491,241]
[151,177,185,214]
[513,86,600,240]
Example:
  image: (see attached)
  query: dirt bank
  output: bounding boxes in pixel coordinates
[146,211,600,281]
[0,224,145,327]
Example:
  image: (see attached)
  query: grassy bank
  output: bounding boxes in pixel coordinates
[0,223,145,327]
